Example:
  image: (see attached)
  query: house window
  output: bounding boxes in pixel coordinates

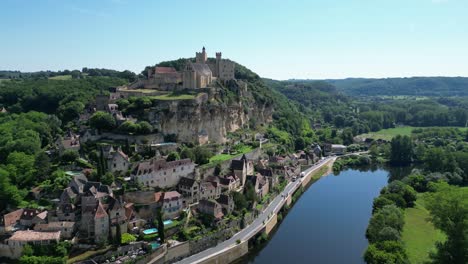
[113,163,116,168]
[173,168,175,172]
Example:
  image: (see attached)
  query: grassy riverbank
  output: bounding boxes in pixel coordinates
[401,194,445,264]
[358,126,468,141]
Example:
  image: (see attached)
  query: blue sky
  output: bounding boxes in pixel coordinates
[1,0,467,79]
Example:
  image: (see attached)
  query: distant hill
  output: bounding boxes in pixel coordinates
[324,77,468,97]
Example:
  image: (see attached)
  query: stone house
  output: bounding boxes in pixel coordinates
[147,66,182,90]
[199,181,221,201]
[216,194,234,215]
[324,144,347,156]
[34,222,76,239]
[79,182,114,243]
[177,177,200,204]
[132,158,195,189]
[159,191,183,220]
[197,199,224,220]
[231,154,254,186]
[107,197,128,240]
[56,131,80,155]
[3,230,61,259]
[93,202,110,244]
[283,166,301,180]
[217,175,241,193]
[246,174,270,200]
[105,147,130,173]
[257,168,278,189]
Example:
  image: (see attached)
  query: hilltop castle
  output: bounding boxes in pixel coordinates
[146,47,235,89]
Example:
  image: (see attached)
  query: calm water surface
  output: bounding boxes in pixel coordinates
[240,168,390,264]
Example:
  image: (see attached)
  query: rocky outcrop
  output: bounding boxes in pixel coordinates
[147,81,273,144]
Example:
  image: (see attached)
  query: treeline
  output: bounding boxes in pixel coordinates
[327,77,468,97]
[372,128,468,185]
[0,77,126,123]
[0,68,137,82]
[364,128,468,263]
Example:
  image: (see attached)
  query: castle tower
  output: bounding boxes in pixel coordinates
[195,46,207,63]
[215,52,222,77]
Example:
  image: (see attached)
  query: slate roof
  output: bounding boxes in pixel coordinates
[178,177,197,188]
[190,63,212,76]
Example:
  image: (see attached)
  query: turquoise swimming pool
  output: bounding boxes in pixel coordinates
[163,220,173,226]
[142,228,158,235]
[150,242,160,249]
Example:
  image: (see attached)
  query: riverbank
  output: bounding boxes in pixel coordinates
[239,167,390,264]
[402,194,445,264]
[173,157,336,264]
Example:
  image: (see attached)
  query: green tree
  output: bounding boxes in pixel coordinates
[180,148,195,161]
[6,151,36,188]
[121,233,136,244]
[390,135,413,165]
[137,121,153,134]
[89,111,116,131]
[341,128,354,145]
[0,168,23,211]
[34,152,51,182]
[366,205,404,243]
[61,150,79,164]
[57,101,84,123]
[156,207,165,243]
[166,152,180,162]
[425,183,468,264]
[294,137,306,151]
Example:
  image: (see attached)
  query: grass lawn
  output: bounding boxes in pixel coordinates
[150,93,197,100]
[358,126,468,141]
[49,75,72,80]
[402,194,445,264]
[208,145,253,163]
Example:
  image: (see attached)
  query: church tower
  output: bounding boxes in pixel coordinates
[195,47,207,63]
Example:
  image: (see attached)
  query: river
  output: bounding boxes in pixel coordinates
[238,168,391,264]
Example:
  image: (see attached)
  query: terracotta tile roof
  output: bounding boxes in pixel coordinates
[3,209,24,227]
[35,211,48,220]
[9,230,61,242]
[94,202,108,219]
[154,192,164,203]
[155,67,177,74]
[35,221,75,230]
[163,191,181,201]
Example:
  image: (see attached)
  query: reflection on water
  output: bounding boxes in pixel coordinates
[238,167,398,264]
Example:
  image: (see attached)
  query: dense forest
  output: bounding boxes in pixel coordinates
[324,77,468,97]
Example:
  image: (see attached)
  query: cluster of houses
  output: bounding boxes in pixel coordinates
[0,144,313,260]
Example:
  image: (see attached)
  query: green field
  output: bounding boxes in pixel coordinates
[49,75,72,80]
[150,93,196,100]
[358,126,468,141]
[402,194,446,264]
[0,79,11,83]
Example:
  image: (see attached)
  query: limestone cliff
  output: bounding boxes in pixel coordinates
[147,80,273,143]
